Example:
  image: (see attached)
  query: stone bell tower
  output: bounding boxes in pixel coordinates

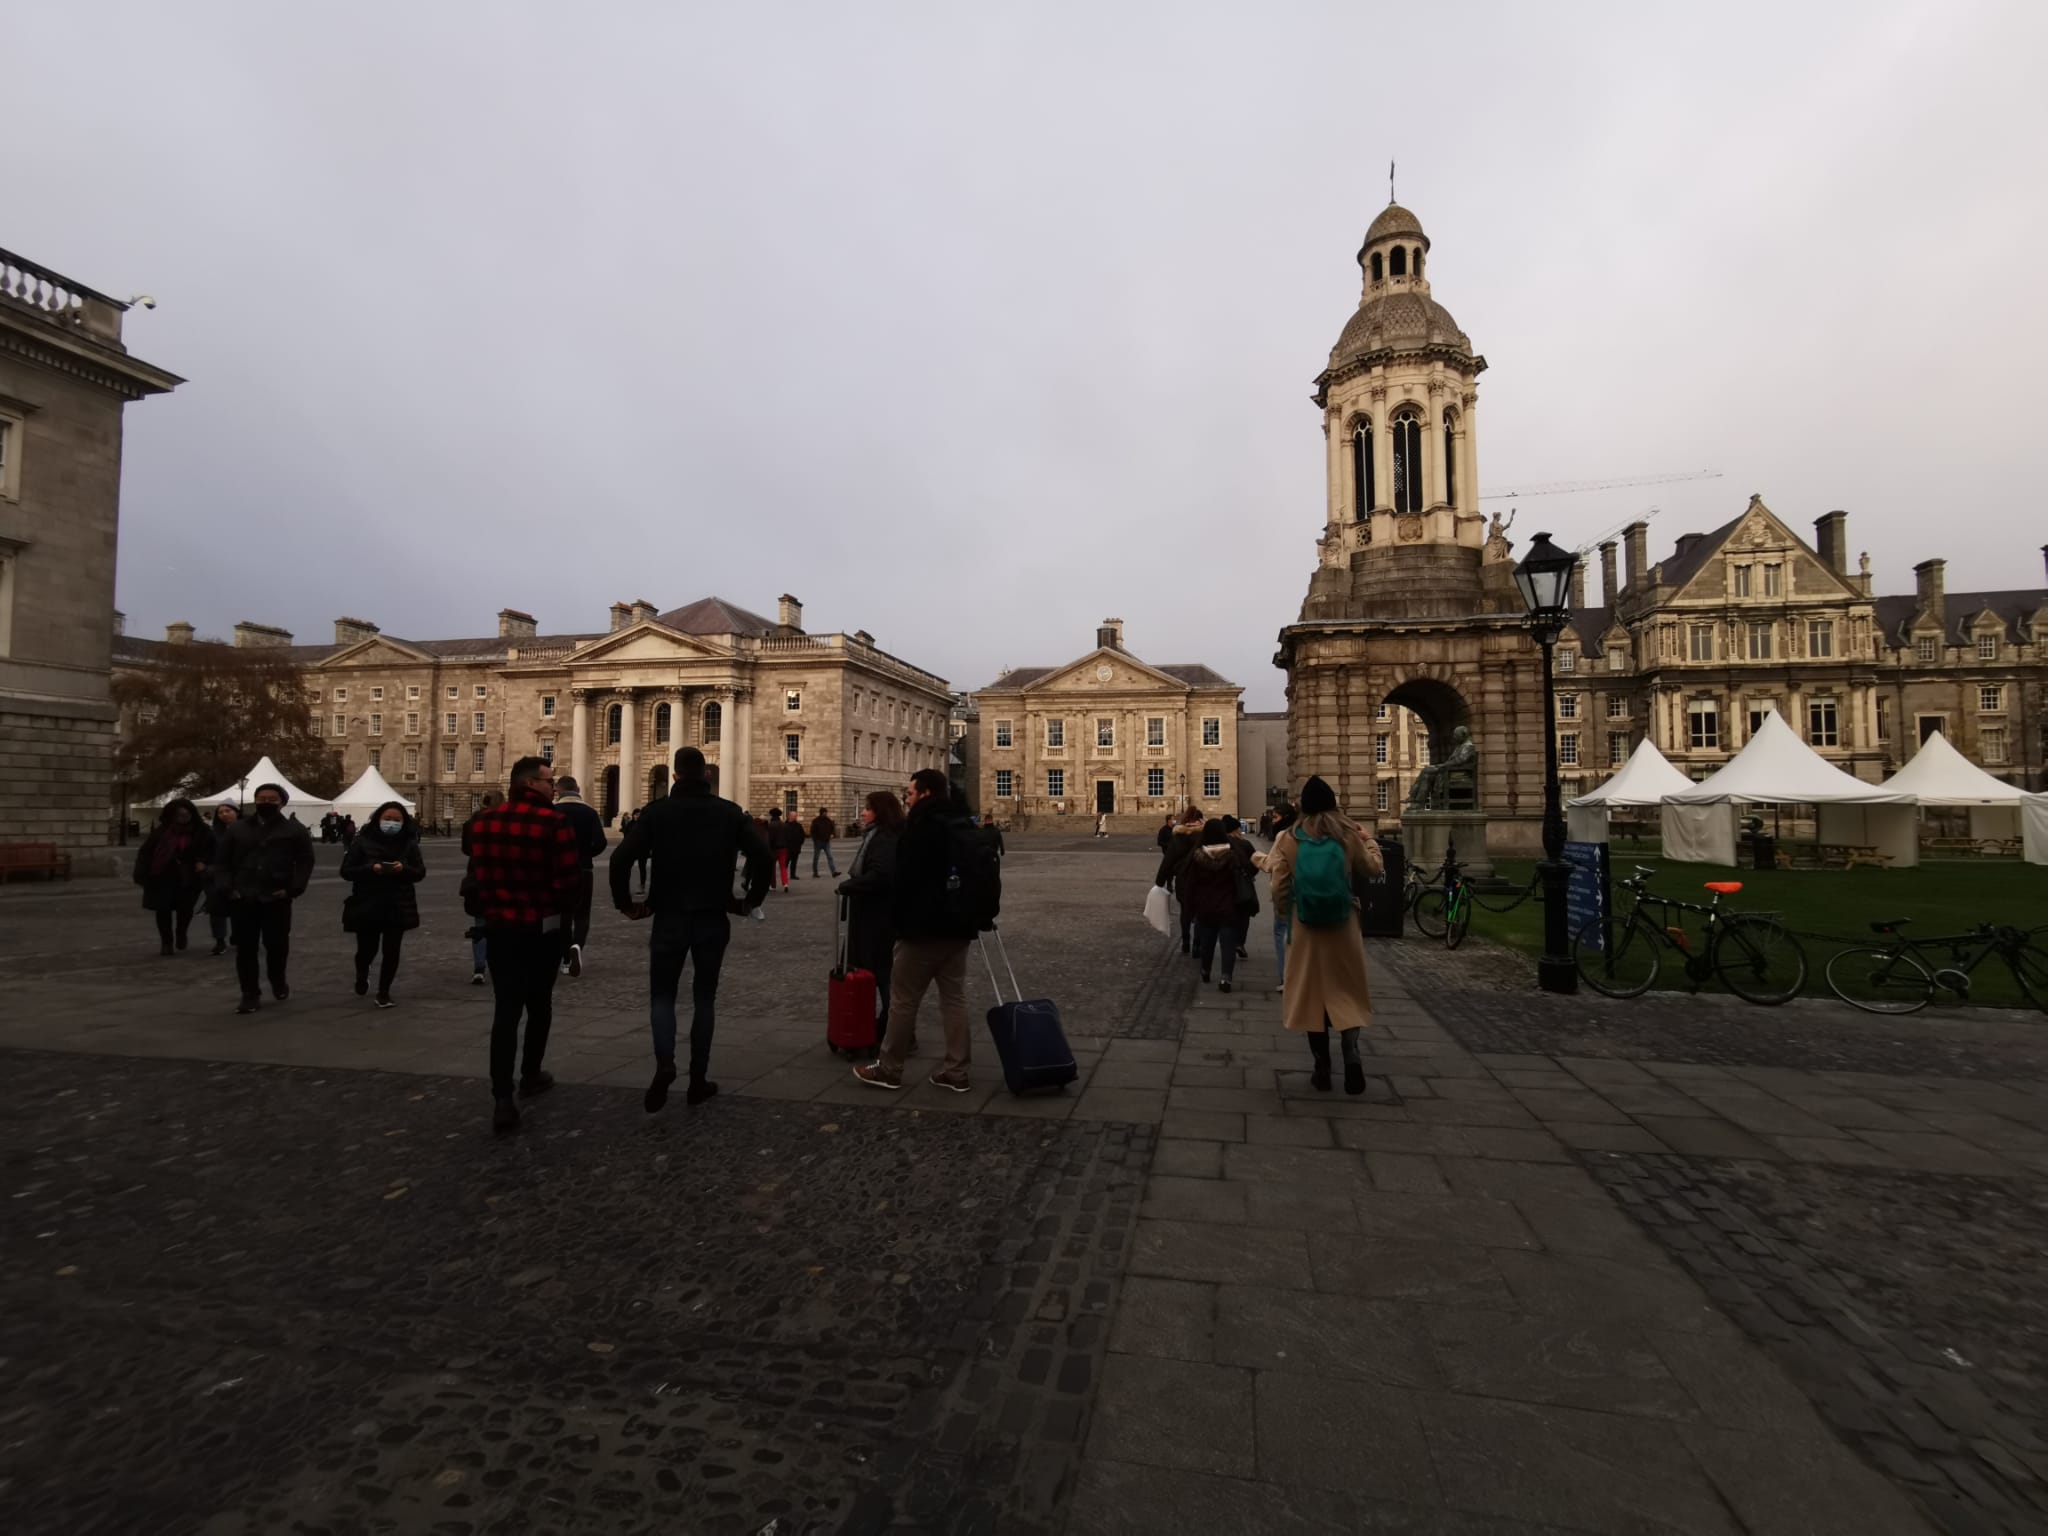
[1277,202,1545,862]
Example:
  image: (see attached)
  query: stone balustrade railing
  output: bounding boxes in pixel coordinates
[0,248,128,342]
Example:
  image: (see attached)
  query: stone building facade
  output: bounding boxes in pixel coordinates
[113,595,953,827]
[973,620,1242,831]
[0,251,180,859]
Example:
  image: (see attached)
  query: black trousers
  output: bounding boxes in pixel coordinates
[486,928,565,1096]
[649,911,731,1076]
[207,902,230,947]
[354,927,406,995]
[230,899,293,998]
[153,898,198,948]
[566,871,595,951]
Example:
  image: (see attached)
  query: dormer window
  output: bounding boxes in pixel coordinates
[1977,633,1999,661]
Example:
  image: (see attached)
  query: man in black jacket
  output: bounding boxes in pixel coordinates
[217,782,316,1014]
[612,748,773,1112]
[551,775,608,977]
[854,769,982,1093]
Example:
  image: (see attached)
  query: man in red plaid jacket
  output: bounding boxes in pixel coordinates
[463,755,581,1133]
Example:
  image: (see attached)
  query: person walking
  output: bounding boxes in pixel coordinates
[133,798,208,955]
[765,808,792,890]
[1224,814,1259,963]
[780,808,805,883]
[461,793,499,984]
[550,774,609,977]
[1156,813,1175,853]
[1154,807,1205,955]
[217,783,315,1014]
[837,790,904,1047]
[1266,775,1383,1094]
[1265,799,1299,988]
[202,803,240,955]
[809,805,840,879]
[980,815,1006,860]
[611,748,771,1113]
[854,770,990,1093]
[1094,811,1110,839]
[340,800,426,1008]
[1180,819,1244,991]
[465,757,581,1133]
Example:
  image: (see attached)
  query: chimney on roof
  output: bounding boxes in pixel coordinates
[1599,541,1618,608]
[333,616,380,645]
[165,621,194,646]
[1913,558,1946,624]
[853,629,874,647]
[777,594,804,631]
[1097,617,1125,651]
[112,610,125,636]
[1814,510,1849,576]
[497,608,537,639]
[1623,522,1649,593]
[609,602,632,632]
[630,599,658,626]
[233,621,292,648]
[1569,560,1586,612]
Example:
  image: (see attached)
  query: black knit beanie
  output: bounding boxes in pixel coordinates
[1300,776,1337,815]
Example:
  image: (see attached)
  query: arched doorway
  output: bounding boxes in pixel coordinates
[601,764,620,822]
[1379,677,1477,817]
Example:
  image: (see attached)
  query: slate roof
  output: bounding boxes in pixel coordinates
[1365,203,1427,245]
[1652,516,1744,593]
[981,658,1240,692]
[1874,590,2045,645]
[1328,291,1473,370]
[1566,606,1615,646]
[655,596,779,636]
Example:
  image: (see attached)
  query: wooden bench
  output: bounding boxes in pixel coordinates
[0,842,72,882]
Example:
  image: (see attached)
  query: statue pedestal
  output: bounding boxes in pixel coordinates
[1401,810,1494,882]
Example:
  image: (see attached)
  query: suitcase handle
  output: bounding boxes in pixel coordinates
[977,924,1023,1005]
[835,893,849,974]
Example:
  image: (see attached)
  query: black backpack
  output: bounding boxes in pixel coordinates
[942,815,1002,933]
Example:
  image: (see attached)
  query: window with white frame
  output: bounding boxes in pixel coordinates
[1147,767,1165,797]
[368,712,383,736]
[703,702,722,742]
[1375,703,1389,720]
[1688,625,1715,661]
[1808,699,1840,747]
[444,712,458,734]
[334,687,349,703]
[995,719,1013,748]
[1375,779,1390,812]
[1096,717,1114,748]
[1877,698,1892,742]
[785,733,801,762]
[404,746,419,776]
[1980,685,2004,712]
[332,712,345,735]
[370,686,384,703]
[475,685,488,699]
[1983,725,2009,763]
[1046,768,1065,798]
[473,745,486,771]
[1201,717,1220,746]
[1689,700,1721,750]
[473,712,486,735]
[539,741,553,766]
[406,712,420,736]
[1559,732,1579,766]
[1147,716,1165,747]
[1374,733,1389,764]
[1046,719,1065,748]
[1915,634,1938,662]
[407,685,420,701]
[0,410,22,501]
[541,695,556,717]
[1557,693,1579,720]
[1733,565,1753,598]
[786,689,801,712]
[310,689,323,703]
[1608,731,1629,766]
[442,747,457,772]
[1763,563,1782,597]
[995,769,1015,799]
[1557,649,1577,673]
[1746,699,1773,737]
[446,685,459,699]
[1747,622,1773,660]
[1203,768,1221,799]
[1977,633,1999,661]
[368,747,381,770]
[1607,648,1627,672]
[1807,620,1834,658]
[1607,694,1629,719]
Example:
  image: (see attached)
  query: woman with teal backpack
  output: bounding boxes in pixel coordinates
[1266,775,1383,1093]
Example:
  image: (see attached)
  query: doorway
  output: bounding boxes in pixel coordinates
[1096,780,1115,816]
[601,764,619,822]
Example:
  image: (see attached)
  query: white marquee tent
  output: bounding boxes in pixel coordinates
[190,756,333,819]
[1881,730,2028,847]
[1566,738,1695,842]
[1661,712,1914,866]
[2024,795,2048,866]
[331,765,416,821]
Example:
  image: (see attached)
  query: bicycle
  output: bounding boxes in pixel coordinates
[1824,920,2048,1015]
[1572,866,1807,1005]
[1408,847,1472,950]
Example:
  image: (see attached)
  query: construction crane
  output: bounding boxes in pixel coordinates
[1478,469,1722,501]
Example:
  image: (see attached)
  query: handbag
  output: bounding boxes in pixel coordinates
[1142,883,1172,936]
[1232,862,1258,909]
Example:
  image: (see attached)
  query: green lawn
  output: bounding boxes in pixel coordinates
[1465,856,2048,1009]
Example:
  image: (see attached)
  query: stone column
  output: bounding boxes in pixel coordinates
[616,690,638,818]
[730,687,754,812]
[570,690,591,792]
[1422,406,1443,510]
[1459,394,1480,515]
[1325,410,1344,528]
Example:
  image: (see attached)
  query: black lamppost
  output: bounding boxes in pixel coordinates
[1513,531,1579,994]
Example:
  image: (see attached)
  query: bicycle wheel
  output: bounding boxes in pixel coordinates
[1824,946,1932,1015]
[1574,912,1660,998]
[1714,915,1807,1006]
[2006,940,2048,1014]
[1444,886,1471,950]
[1412,889,1447,938]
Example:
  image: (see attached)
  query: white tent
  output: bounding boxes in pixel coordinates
[2023,795,2048,866]
[1882,730,2028,846]
[331,764,416,821]
[1566,738,1695,842]
[190,756,333,819]
[1661,712,1913,866]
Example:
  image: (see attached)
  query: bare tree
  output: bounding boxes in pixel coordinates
[114,641,342,802]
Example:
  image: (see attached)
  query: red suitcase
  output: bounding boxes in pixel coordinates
[828,896,879,1056]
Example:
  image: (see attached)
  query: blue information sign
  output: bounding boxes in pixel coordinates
[1562,840,1611,951]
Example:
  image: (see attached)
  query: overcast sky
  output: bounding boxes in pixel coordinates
[12,2,2045,709]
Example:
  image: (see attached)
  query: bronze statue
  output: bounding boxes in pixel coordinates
[1405,725,1478,811]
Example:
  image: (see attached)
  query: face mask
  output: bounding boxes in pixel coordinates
[257,804,283,821]
[379,820,403,835]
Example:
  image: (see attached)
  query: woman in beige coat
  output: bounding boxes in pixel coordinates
[1266,775,1384,1094]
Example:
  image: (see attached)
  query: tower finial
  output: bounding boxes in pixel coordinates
[1389,159,1396,205]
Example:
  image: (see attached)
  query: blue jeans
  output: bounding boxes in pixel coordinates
[1192,921,1236,981]
[812,841,839,877]
[471,934,488,973]
[649,911,731,1074]
[1273,914,1292,980]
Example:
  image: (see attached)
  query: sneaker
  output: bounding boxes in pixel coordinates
[853,1062,903,1090]
[1199,971,1211,985]
[1235,947,1249,960]
[235,995,261,1016]
[518,1070,555,1099]
[374,994,396,1010]
[273,984,290,1003]
[685,1079,719,1106]
[493,1097,521,1134]
[211,942,227,956]
[1218,979,1232,994]
[471,970,486,986]
[176,933,190,952]
[645,1061,677,1113]
[567,944,582,978]
[928,1070,971,1094]
[354,973,369,997]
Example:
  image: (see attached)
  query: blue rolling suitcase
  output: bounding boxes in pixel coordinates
[979,927,1078,1095]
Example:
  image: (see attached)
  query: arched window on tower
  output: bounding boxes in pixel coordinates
[1442,410,1457,507]
[1389,245,1407,278]
[1352,421,1375,519]
[702,701,722,744]
[1391,407,1423,515]
[654,702,672,744]
[1369,251,1383,283]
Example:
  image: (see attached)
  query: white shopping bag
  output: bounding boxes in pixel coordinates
[1142,883,1172,936]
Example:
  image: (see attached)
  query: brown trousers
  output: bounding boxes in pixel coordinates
[878,937,972,1076]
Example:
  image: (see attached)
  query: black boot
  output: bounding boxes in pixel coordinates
[1307,1031,1332,1092]
[493,1097,521,1134]
[686,1076,719,1106]
[1341,1031,1366,1096]
[645,1058,677,1113]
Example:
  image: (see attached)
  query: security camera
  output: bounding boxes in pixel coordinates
[127,294,157,310]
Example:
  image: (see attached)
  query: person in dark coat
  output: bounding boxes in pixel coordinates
[1154,808,1206,955]
[838,790,904,1045]
[810,806,840,878]
[134,798,208,955]
[550,774,609,978]
[340,800,426,1007]
[216,782,317,1013]
[979,816,1006,860]
[1156,814,1176,853]
[1181,819,1245,991]
[460,793,499,984]
[202,803,241,954]
[780,810,806,882]
[766,808,793,890]
[1224,814,1259,961]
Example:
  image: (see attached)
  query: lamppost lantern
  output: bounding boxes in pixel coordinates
[1515,530,1580,995]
